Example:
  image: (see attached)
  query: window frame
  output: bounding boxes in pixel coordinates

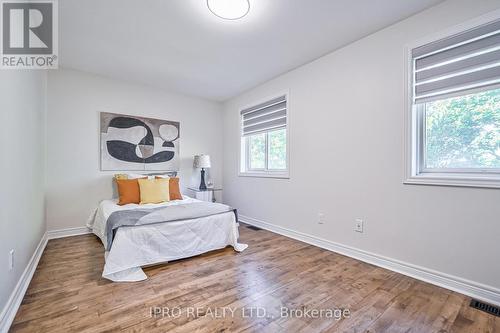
[404,12,500,189]
[239,92,290,179]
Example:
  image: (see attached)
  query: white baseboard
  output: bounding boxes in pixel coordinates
[239,214,500,307]
[47,226,91,240]
[0,232,48,333]
[0,226,92,333]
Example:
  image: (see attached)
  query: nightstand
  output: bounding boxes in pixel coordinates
[188,187,222,202]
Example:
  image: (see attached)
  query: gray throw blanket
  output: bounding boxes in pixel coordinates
[105,202,237,251]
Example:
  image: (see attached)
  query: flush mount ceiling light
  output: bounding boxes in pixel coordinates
[207,0,250,20]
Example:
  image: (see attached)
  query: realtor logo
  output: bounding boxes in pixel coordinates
[1,0,57,69]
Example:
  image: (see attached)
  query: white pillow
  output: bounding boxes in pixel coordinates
[127,173,153,179]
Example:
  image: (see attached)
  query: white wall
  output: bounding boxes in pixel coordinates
[0,71,46,315]
[223,0,500,290]
[46,69,223,231]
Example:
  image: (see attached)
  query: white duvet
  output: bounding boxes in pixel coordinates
[87,196,247,282]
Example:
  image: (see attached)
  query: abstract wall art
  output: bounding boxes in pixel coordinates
[100,112,180,171]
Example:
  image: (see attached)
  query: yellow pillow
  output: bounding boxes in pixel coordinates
[138,178,170,204]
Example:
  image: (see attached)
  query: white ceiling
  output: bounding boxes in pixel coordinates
[60,0,444,101]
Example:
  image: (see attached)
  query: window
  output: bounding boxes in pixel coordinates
[406,18,500,188]
[424,89,499,169]
[240,95,289,178]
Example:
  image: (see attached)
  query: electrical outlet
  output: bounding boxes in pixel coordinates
[355,219,363,233]
[318,213,325,224]
[9,250,14,270]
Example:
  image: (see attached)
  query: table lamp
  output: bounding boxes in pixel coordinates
[193,154,211,190]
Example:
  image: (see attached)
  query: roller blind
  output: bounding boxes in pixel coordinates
[241,95,287,136]
[412,19,500,104]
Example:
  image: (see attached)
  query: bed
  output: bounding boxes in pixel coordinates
[87,195,248,282]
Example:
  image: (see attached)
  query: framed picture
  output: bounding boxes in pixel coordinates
[100,112,180,171]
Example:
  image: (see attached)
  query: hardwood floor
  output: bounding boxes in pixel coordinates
[10,224,499,333]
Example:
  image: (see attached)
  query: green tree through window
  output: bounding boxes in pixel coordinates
[249,133,266,169]
[268,129,286,170]
[247,129,287,171]
[425,88,500,169]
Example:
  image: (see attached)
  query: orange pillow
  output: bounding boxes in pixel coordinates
[116,178,146,205]
[156,177,183,200]
[169,177,183,200]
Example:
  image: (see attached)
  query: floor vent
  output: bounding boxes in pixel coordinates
[246,225,262,231]
[470,299,500,317]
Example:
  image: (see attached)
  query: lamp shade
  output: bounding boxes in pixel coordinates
[193,155,211,168]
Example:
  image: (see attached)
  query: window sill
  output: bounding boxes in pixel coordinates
[238,171,290,179]
[404,173,500,189]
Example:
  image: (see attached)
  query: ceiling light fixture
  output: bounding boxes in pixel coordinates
[207,0,250,20]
